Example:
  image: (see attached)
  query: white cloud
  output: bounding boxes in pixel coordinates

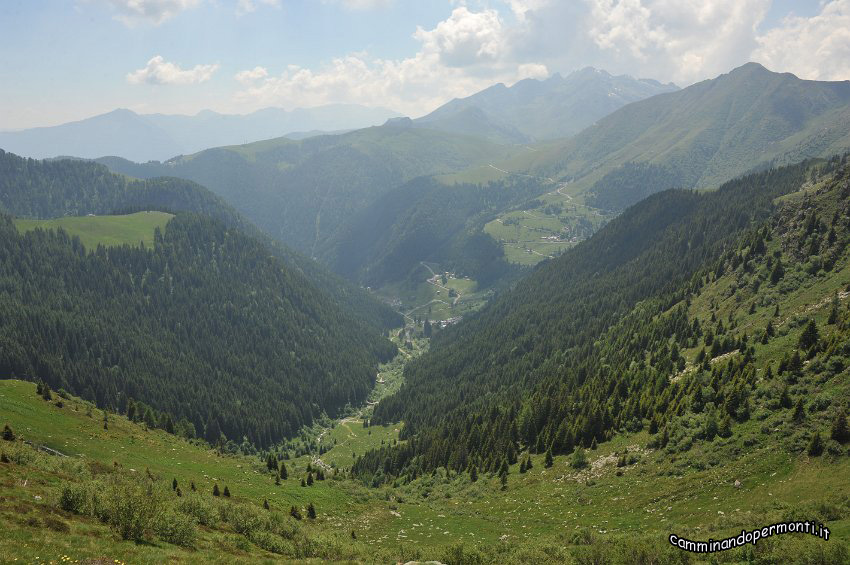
[234,6,548,116]
[235,0,280,16]
[753,0,850,81]
[98,0,201,26]
[235,66,269,84]
[414,7,504,68]
[127,56,220,85]
[583,0,770,85]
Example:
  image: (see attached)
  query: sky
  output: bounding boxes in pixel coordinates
[1,0,848,130]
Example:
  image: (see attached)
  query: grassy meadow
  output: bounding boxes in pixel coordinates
[13,211,174,249]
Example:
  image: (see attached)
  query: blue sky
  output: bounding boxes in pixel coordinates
[1,1,846,129]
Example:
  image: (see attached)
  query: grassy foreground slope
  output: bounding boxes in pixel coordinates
[2,374,849,564]
[13,211,173,249]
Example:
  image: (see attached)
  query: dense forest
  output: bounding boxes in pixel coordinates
[355,155,850,480]
[586,161,684,212]
[327,175,550,286]
[0,212,396,446]
[0,149,401,331]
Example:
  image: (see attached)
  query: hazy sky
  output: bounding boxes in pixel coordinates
[1,0,847,129]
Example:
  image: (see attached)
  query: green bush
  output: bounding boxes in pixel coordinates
[176,494,220,527]
[155,510,197,547]
[100,475,163,541]
[59,483,92,515]
[249,530,292,555]
[223,503,267,537]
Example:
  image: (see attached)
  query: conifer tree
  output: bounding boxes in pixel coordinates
[264,499,270,510]
[2,425,14,442]
[831,409,849,443]
[290,506,302,520]
[807,432,824,456]
[191,481,196,492]
[525,456,533,470]
[799,319,820,351]
[793,398,806,422]
[544,447,554,468]
[280,462,288,480]
[223,485,231,497]
[469,464,478,482]
[519,459,527,474]
[300,478,306,487]
[570,447,587,469]
[779,385,792,409]
[307,502,316,519]
[213,484,220,497]
[307,472,314,486]
[172,478,178,491]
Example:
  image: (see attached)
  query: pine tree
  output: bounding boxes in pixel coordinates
[126,399,137,422]
[103,411,108,430]
[807,432,824,456]
[779,385,792,409]
[570,447,587,469]
[300,478,306,487]
[519,459,527,474]
[793,398,806,423]
[544,447,554,468]
[799,319,820,351]
[307,502,316,519]
[306,472,314,486]
[831,409,849,443]
[290,506,302,520]
[275,475,281,486]
[191,481,196,492]
[351,530,357,540]
[718,414,732,438]
[176,487,182,497]
[172,478,178,491]
[280,462,288,480]
[264,499,270,510]
[2,425,14,442]
[525,456,533,470]
[213,484,220,497]
[469,464,478,482]
[223,485,231,497]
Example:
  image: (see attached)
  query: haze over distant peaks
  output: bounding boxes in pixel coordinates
[0,104,402,162]
[413,67,679,143]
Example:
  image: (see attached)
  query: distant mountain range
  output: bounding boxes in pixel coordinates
[0,104,401,162]
[413,67,678,143]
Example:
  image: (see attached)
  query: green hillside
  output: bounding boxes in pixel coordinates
[97,124,522,261]
[525,63,850,209]
[14,211,173,249]
[364,156,850,502]
[0,149,401,333]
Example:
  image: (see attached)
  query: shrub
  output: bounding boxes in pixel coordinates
[176,494,219,527]
[224,503,266,537]
[59,483,93,515]
[155,510,197,547]
[100,476,163,541]
[250,530,292,555]
[43,516,70,533]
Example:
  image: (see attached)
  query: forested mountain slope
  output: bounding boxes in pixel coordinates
[357,154,850,479]
[415,67,677,143]
[0,149,401,331]
[95,124,521,263]
[524,63,850,211]
[0,212,396,446]
[327,175,549,286]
